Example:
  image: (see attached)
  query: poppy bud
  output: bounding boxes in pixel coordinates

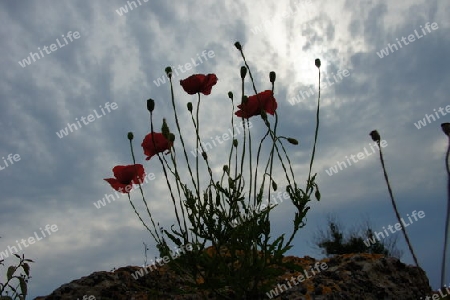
[127,132,134,140]
[187,102,193,112]
[228,91,233,100]
[442,123,450,136]
[162,119,170,139]
[202,151,207,160]
[287,138,298,145]
[165,67,173,78]
[234,42,242,51]
[272,180,277,191]
[228,177,234,189]
[147,99,155,112]
[240,66,247,79]
[216,194,220,206]
[269,71,276,83]
[233,139,238,147]
[369,130,381,143]
[315,59,321,68]
[260,109,268,121]
[169,133,175,142]
[315,190,321,201]
[223,165,229,173]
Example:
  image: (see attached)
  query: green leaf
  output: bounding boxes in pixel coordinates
[214,181,230,197]
[7,266,15,281]
[163,229,182,246]
[22,263,30,276]
[19,277,27,297]
[228,177,235,189]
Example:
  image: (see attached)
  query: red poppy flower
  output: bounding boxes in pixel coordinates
[235,90,277,118]
[142,132,173,160]
[180,74,218,95]
[104,164,145,193]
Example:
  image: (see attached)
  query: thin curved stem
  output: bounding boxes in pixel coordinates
[129,134,160,242]
[441,136,450,287]
[195,93,201,199]
[307,69,321,194]
[150,113,183,243]
[377,143,420,268]
[168,76,200,198]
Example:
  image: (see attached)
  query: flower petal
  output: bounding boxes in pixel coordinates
[180,74,218,95]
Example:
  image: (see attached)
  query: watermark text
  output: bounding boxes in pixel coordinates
[0,153,20,171]
[56,102,118,139]
[325,140,387,176]
[153,50,215,87]
[18,31,80,68]
[376,22,438,58]
[364,210,425,247]
[0,224,58,260]
[266,261,328,298]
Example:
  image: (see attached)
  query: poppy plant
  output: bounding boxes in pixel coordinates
[104,164,146,193]
[142,132,173,160]
[235,90,277,119]
[180,73,218,95]
[102,41,325,298]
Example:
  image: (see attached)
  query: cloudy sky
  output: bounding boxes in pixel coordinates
[1,0,449,298]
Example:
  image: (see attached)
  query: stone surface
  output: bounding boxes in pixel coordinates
[34,253,432,300]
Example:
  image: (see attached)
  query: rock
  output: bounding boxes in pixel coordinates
[34,253,432,300]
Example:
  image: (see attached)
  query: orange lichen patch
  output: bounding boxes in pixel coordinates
[203,245,249,258]
[205,246,217,257]
[233,260,242,268]
[306,281,315,292]
[322,285,333,294]
[319,257,331,263]
[279,273,297,282]
[341,253,384,260]
[155,265,168,275]
[196,276,205,284]
[124,292,151,300]
[327,282,342,292]
[361,253,385,260]
[282,255,316,268]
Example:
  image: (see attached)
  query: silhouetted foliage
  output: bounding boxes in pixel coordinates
[313,214,403,258]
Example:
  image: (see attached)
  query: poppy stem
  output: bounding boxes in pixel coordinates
[283,64,322,253]
[441,135,450,288]
[306,68,321,195]
[188,111,214,182]
[236,49,258,96]
[254,130,270,206]
[225,95,236,187]
[238,48,295,195]
[126,189,158,242]
[375,137,420,268]
[167,76,200,199]
[237,75,248,197]
[195,93,201,198]
[129,134,161,242]
[237,82,247,194]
